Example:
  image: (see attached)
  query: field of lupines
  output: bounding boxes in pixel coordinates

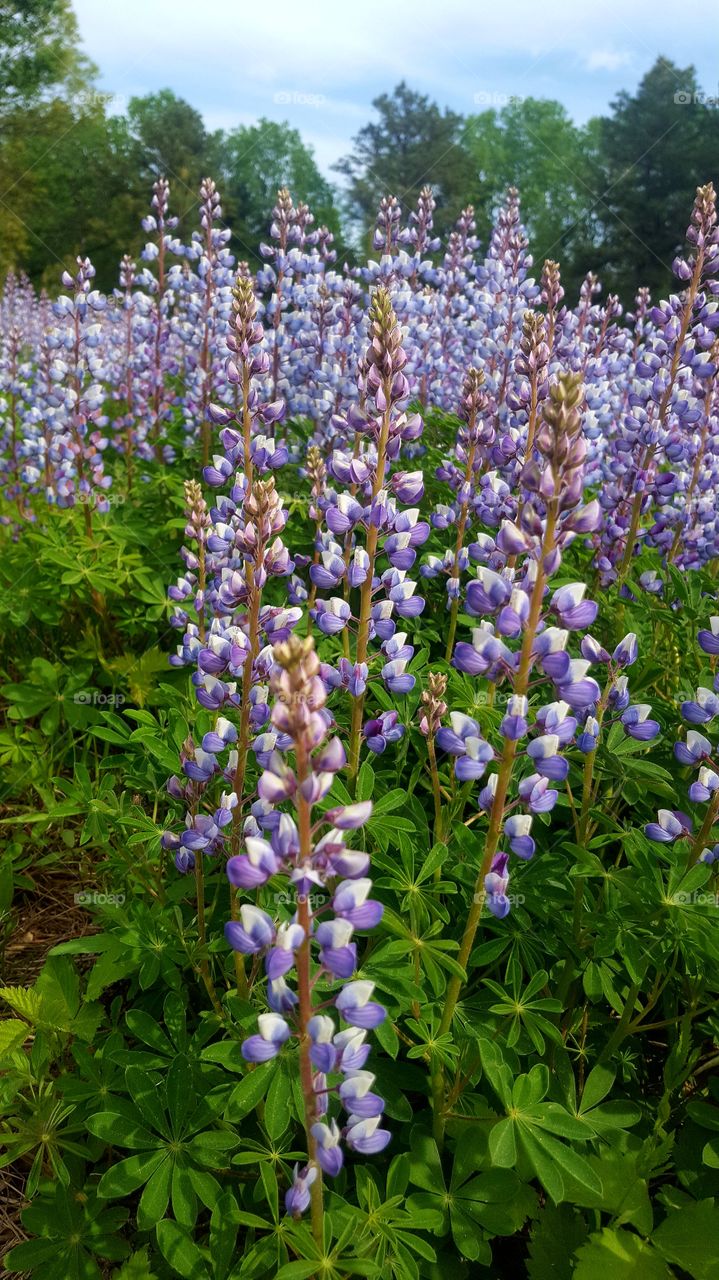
[1,174,719,1279]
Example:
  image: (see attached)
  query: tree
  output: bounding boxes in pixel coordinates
[126,90,208,220]
[0,0,90,113]
[0,97,143,288]
[335,82,475,246]
[463,98,600,295]
[592,58,719,300]
[213,118,339,263]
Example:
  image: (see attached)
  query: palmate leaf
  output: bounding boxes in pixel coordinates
[90,1055,235,1228]
[408,1129,532,1264]
[5,1183,129,1280]
[482,1057,602,1204]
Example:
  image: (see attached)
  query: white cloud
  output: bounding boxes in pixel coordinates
[584,49,632,73]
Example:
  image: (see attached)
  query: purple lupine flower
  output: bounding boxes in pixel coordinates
[484,853,511,918]
[504,814,535,859]
[285,1164,318,1216]
[645,809,693,844]
[315,919,357,978]
[437,712,494,780]
[335,980,386,1029]
[314,596,351,635]
[621,704,660,741]
[266,922,306,980]
[332,878,383,929]
[345,1114,392,1155]
[241,1013,291,1063]
[224,905,275,953]
[551,583,598,630]
[698,618,719,655]
[311,1121,344,1176]
[612,633,638,668]
[363,710,404,754]
[526,734,569,781]
[518,773,559,814]
[577,715,600,754]
[681,689,719,725]
[221,635,388,1217]
[689,767,719,803]
[674,730,712,765]
[500,695,529,740]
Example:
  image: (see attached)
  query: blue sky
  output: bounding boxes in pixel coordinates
[72,0,716,179]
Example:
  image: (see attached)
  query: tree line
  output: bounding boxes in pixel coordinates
[1,0,718,302]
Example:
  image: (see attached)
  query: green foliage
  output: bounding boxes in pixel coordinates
[335,81,475,244]
[595,57,719,300]
[463,97,598,291]
[1,307,719,1276]
[215,118,340,265]
[0,0,87,113]
[2,456,719,1276]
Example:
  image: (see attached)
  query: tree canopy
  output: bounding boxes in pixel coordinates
[214,118,340,264]
[0,9,716,306]
[335,81,475,244]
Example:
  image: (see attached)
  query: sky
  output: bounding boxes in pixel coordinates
[72,0,717,179]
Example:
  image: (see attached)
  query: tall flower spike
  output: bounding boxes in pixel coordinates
[616,182,719,582]
[338,284,426,781]
[541,258,564,354]
[423,366,494,661]
[225,634,388,1241]
[207,269,286,485]
[433,370,605,1143]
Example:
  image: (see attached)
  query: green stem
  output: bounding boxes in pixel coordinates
[595,981,641,1067]
[194,852,224,1017]
[294,739,324,1249]
[688,790,719,867]
[427,734,445,882]
[444,435,478,664]
[347,392,392,786]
